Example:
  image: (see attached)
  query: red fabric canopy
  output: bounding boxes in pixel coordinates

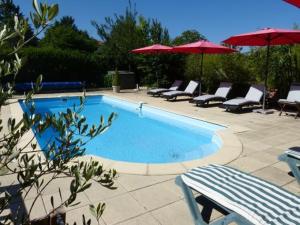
[223,28,300,46]
[171,40,236,54]
[131,44,172,54]
[284,0,300,8]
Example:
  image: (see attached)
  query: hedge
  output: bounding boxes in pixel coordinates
[17,47,107,87]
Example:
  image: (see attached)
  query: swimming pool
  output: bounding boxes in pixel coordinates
[19,95,224,164]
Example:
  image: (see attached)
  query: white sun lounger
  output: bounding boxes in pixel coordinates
[162,80,199,100]
[223,84,264,111]
[176,164,300,225]
[278,83,300,118]
[147,80,183,96]
[193,82,232,106]
[279,147,300,184]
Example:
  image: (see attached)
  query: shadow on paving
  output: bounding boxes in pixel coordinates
[165,98,194,102]
[195,195,229,223]
[0,183,27,224]
[193,103,223,108]
[218,105,263,114]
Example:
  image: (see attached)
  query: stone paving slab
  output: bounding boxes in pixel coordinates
[66,205,106,225]
[116,213,160,225]
[130,179,183,211]
[100,193,146,225]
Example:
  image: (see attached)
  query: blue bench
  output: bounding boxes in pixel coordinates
[15,82,85,92]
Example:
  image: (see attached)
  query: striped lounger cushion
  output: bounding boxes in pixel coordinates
[182,164,300,225]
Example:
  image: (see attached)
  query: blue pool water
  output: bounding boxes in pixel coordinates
[19,95,224,163]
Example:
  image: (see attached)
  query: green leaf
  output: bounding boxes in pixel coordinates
[69,201,81,207]
[33,0,41,16]
[30,12,40,29]
[89,204,96,218]
[48,4,59,20]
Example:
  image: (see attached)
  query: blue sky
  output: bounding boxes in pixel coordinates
[14,0,300,44]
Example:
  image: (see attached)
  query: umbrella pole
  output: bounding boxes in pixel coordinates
[156,55,159,87]
[199,52,204,96]
[263,43,270,111]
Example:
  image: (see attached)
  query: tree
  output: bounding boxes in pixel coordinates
[172,29,206,45]
[0,1,116,224]
[40,16,98,53]
[149,19,170,44]
[248,45,300,97]
[92,4,146,70]
[92,2,173,87]
[0,0,37,47]
[0,0,21,26]
[170,30,207,89]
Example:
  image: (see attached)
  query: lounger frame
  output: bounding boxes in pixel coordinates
[147,89,172,97]
[279,100,300,119]
[194,82,232,107]
[147,80,183,97]
[222,85,264,112]
[164,92,194,101]
[278,83,300,118]
[224,100,260,111]
[278,152,300,184]
[162,80,199,101]
[195,96,227,107]
[175,177,252,225]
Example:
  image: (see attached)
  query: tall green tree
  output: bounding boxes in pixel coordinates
[248,45,300,97]
[170,30,207,89]
[149,19,170,44]
[172,29,206,45]
[40,16,98,53]
[92,4,148,69]
[0,0,37,47]
[92,3,170,70]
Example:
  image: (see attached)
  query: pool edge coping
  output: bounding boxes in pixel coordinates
[10,94,243,175]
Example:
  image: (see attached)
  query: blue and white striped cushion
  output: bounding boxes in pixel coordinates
[182,164,300,225]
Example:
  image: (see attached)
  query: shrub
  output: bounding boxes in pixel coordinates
[103,73,112,87]
[18,47,107,87]
[112,69,120,86]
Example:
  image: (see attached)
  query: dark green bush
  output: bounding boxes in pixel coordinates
[112,69,120,86]
[18,47,107,87]
[103,74,112,87]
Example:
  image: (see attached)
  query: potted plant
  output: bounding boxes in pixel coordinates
[112,69,120,93]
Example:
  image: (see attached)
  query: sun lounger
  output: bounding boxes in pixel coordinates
[147,80,183,96]
[193,82,232,106]
[279,147,300,184]
[176,164,300,225]
[223,84,264,111]
[278,83,300,118]
[162,80,199,100]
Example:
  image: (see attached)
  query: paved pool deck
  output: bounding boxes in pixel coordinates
[1,89,300,225]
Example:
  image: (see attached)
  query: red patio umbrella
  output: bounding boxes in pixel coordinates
[171,40,236,95]
[131,44,172,87]
[131,44,172,54]
[223,28,300,113]
[284,0,300,8]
